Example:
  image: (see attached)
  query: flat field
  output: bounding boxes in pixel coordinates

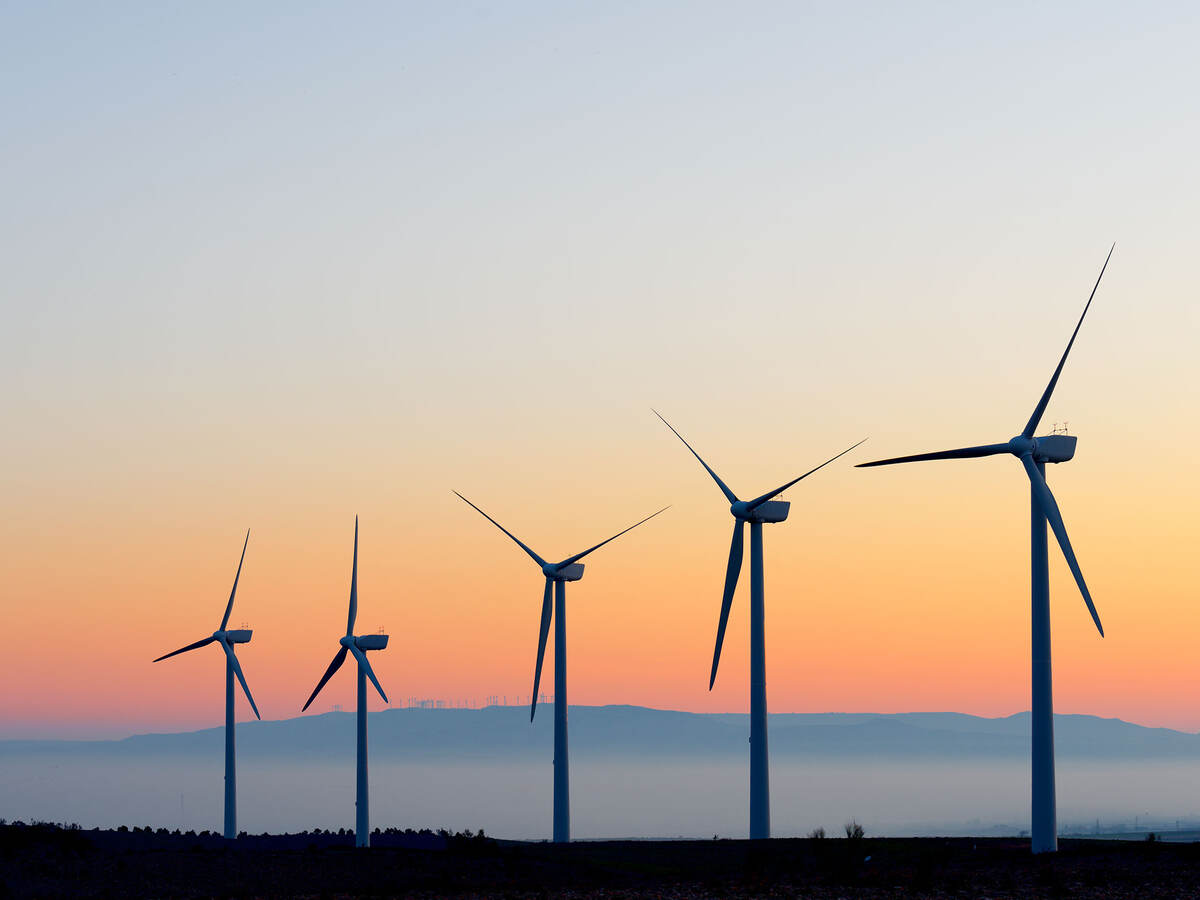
[2,824,1196,898]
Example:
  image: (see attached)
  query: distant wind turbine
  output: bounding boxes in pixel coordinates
[856,245,1114,854]
[301,517,389,848]
[454,491,667,843]
[655,411,864,840]
[153,530,260,841]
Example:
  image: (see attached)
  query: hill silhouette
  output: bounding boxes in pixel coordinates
[5,706,1198,762]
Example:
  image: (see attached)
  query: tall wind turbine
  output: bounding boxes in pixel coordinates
[153,530,260,841]
[301,517,389,848]
[856,245,1114,854]
[655,412,863,840]
[454,491,667,843]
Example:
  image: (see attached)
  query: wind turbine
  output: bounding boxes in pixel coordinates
[153,530,260,841]
[856,245,1114,854]
[454,491,667,843]
[301,517,389,848]
[654,411,864,840]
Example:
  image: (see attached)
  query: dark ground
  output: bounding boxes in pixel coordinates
[2,822,1198,898]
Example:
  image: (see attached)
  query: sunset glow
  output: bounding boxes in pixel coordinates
[2,3,1198,742]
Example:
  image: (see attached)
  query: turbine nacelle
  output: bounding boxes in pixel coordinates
[215,629,252,644]
[732,499,790,524]
[546,562,585,581]
[1034,434,1077,464]
[339,633,389,652]
[1006,434,1077,464]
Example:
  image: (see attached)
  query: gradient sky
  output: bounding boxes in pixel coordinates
[2,2,1198,738]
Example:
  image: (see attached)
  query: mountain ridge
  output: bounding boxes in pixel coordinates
[4,705,1198,761]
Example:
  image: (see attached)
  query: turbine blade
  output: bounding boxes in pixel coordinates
[530,578,553,721]
[556,506,669,569]
[302,646,349,712]
[710,520,745,690]
[153,636,215,663]
[1020,454,1104,637]
[347,517,358,637]
[223,643,261,720]
[1022,244,1114,439]
[653,410,739,505]
[453,492,547,568]
[746,439,868,510]
[219,529,250,631]
[350,646,389,705]
[856,444,1012,468]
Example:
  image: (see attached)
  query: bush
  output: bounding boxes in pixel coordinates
[808,827,826,839]
[845,820,864,840]
[444,828,497,855]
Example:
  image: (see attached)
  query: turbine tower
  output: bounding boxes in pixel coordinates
[153,530,260,841]
[856,245,1114,854]
[654,412,863,840]
[301,517,389,848]
[454,491,666,843]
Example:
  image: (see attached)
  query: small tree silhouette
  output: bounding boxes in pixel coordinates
[808,827,826,839]
[844,820,864,839]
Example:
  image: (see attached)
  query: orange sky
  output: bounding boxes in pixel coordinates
[2,5,1199,740]
[3,332,1197,738]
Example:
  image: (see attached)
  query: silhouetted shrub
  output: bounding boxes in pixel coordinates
[444,828,497,856]
[845,821,864,840]
[808,827,826,839]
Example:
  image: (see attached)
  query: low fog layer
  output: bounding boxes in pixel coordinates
[3,707,1198,838]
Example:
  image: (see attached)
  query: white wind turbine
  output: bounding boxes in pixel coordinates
[654,412,864,840]
[455,491,666,843]
[856,245,1114,853]
[301,517,389,848]
[153,530,260,840]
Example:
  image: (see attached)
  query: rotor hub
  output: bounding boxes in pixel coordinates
[1008,435,1035,456]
